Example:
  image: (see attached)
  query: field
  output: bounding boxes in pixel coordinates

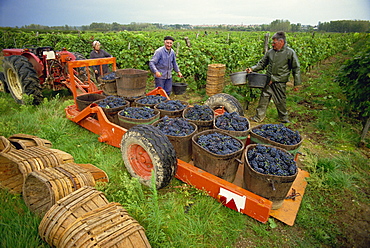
[0,30,369,248]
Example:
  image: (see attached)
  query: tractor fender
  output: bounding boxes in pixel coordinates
[21,53,44,78]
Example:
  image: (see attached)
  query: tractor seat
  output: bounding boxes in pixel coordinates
[36,46,54,59]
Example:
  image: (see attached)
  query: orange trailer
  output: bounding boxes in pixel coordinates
[65,58,309,225]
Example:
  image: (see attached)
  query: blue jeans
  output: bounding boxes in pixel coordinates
[155,78,172,95]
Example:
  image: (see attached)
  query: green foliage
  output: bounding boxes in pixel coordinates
[0,30,362,82]
[336,38,370,118]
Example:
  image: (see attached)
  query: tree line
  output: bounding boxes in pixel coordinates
[318,20,369,33]
[5,20,369,33]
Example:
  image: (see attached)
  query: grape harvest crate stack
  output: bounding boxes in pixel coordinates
[62,57,309,226]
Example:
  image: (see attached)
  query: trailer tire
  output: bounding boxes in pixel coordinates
[120,124,177,189]
[3,55,43,104]
[204,93,244,115]
[0,72,8,93]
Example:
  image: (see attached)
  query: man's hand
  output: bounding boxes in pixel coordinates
[177,72,183,78]
[245,68,253,73]
[155,71,162,77]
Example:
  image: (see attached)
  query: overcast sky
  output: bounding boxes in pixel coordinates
[0,0,369,27]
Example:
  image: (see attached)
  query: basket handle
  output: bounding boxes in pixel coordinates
[235,158,243,164]
[267,178,276,191]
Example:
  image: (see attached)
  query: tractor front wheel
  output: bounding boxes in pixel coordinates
[3,55,43,104]
[120,125,177,189]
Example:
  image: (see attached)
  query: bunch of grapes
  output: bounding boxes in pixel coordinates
[196,132,242,155]
[156,100,187,111]
[215,112,249,131]
[253,124,301,145]
[155,116,195,136]
[137,95,167,105]
[101,72,116,80]
[184,104,213,121]
[247,144,297,176]
[97,95,128,108]
[119,107,157,119]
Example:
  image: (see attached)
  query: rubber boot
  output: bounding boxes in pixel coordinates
[270,83,289,122]
[254,88,272,122]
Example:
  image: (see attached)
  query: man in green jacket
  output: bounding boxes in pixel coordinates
[246,31,301,123]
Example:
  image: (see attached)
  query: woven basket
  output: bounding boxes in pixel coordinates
[0,146,73,194]
[8,133,52,149]
[57,202,151,248]
[38,186,110,247]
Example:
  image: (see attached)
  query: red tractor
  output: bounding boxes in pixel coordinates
[0,46,95,104]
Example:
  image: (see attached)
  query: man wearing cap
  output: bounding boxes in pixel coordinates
[90,40,112,77]
[246,31,301,123]
[149,36,183,96]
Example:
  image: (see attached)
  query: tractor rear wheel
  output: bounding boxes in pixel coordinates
[3,55,43,104]
[120,124,177,189]
[0,72,8,92]
[204,93,244,115]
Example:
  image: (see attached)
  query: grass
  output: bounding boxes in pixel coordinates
[0,39,369,247]
[0,190,49,248]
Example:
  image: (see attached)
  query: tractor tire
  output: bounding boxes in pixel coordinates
[204,93,244,115]
[120,124,177,189]
[3,55,43,104]
[71,52,97,84]
[0,71,8,92]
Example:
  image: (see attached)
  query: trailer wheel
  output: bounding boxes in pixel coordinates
[204,93,244,115]
[120,124,177,189]
[0,72,8,92]
[3,55,43,104]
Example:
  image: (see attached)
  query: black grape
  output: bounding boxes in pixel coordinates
[137,95,167,105]
[215,112,249,131]
[97,95,128,108]
[156,100,187,111]
[252,124,301,145]
[119,107,156,119]
[247,144,297,176]
[155,116,195,136]
[196,132,242,155]
[101,72,116,80]
[184,104,213,121]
